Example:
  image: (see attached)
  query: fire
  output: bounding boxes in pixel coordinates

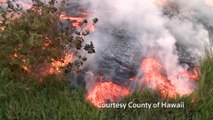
[60,14,85,27]
[86,81,130,108]
[141,57,199,98]
[42,39,52,50]
[141,58,177,98]
[10,50,31,72]
[59,13,95,32]
[86,57,199,107]
[50,53,74,74]
[179,67,199,82]
[22,59,30,72]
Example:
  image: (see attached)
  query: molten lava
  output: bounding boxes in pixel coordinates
[86,57,199,107]
[141,57,177,98]
[141,57,199,98]
[59,14,85,27]
[86,81,130,108]
[50,53,74,74]
[59,13,95,32]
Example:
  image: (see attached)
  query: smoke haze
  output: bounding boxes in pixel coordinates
[82,0,212,95]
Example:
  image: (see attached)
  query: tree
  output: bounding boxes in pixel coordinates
[0,0,96,81]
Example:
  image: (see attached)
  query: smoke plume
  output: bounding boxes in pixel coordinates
[83,0,212,96]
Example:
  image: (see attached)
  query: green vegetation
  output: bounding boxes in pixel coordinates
[0,0,212,120]
[0,54,212,120]
[0,0,95,81]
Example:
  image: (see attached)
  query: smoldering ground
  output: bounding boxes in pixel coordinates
[72,0,212,94]
[3,0,211,93]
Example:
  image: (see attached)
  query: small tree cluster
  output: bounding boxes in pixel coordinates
[0,0,97,80]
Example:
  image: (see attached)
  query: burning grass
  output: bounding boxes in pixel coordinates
[85,57,199,107]
[0,0,212,119]
[0,54,212,120]
[86,81,130,108]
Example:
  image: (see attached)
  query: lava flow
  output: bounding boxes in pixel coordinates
[141,57,177,98]
[86,57,199,107]
[59,13,95,32]
[141,57,199,98]
[86,81,130,108]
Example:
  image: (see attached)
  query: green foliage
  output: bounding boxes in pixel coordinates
[0,0,96,80]
[0,54,212,120]
[0,1,212,120]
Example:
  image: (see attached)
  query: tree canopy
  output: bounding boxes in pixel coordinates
[0,0,96,81]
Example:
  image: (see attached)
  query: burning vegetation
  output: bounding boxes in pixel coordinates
[0,0,210,109]
[86,57,199,107]
[86,81,130,108]
[0,0,96,81]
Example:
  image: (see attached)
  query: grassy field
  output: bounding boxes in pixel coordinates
[0,55,212,120]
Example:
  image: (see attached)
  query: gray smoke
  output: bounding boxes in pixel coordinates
[82,0,212,95]
[3,0,212,95]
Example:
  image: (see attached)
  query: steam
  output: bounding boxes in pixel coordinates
[83,0,212,95]
[1,0,211,96]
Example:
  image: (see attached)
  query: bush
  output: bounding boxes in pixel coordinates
[0,0,95,81]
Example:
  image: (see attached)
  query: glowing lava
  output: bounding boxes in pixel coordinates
[59,13,95,32]
[86,57,199,107]
[141,57,177,98]
[86,81,130,108]
[50,53,74,74]
[141,57,199,98]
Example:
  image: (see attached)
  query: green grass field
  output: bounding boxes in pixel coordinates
[0,54,212,120]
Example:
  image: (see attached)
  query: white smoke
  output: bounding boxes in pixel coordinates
[83,0,212,95]
[2,0,211,95]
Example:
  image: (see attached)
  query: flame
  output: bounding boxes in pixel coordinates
[141,57,199,98]
[86,81,130,108]
[59,13,95,32]
[141,57,177,98]
[180,67,199,82]
[10,50,30,72]
[86,57,199,107]
[50,53,74,74]
[22,59,30,72]
[42,39,52,50]
[11,50,19,60]
[60,14,85,27]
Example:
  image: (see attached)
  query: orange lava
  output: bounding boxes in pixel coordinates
[60,14,85,27]
[59,14,95,32]
[50,53,74,74]
[141,57,199,98]
[180,67,199,82]
[141,57,177,98]
[86,81,130,108]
